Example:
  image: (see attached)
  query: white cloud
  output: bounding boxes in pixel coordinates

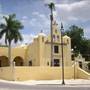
[21,11,50,39]
[22,34,35,44]
[21,16,29,24]
[21,11,50,31]
[32,12,40,16]
[56,1,86,11]
[29,18,37,26]
[84,27,90,39]
[55,0,90,21]
[0,33,36,46]
[30,11,50,33]
[44,0,56,4]
[0,13,8,24]
[22,16,28,20]
[0,34,5,45]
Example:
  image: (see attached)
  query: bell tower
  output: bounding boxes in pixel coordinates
[51,20,62,66]
[52,20,61,43]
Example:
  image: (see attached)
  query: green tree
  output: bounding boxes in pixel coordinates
[65,25,90,60]
[0,14,23,66]
[80,39,90,61]
[65,25,84,55]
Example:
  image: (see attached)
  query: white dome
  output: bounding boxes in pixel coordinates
[63,35,70,39]
[38,32,46,36]
[34,35,38,38]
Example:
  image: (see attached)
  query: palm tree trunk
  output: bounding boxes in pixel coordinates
[50,8,53,66]
[8,42,12,67]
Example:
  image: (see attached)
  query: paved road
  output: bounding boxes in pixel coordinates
[0,82,90,90]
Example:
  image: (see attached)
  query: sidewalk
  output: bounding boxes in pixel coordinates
[0,79,90,86]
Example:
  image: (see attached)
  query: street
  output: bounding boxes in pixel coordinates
[0,81,90,90]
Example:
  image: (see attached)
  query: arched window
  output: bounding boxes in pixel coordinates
[53,35,55,41]
[0,56,9,67]
[13,56,24,66]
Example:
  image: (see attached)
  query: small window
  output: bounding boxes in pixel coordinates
[57,35,59,39]
[47,62,49,66]
[53,35,55,41]
[54,59,60,66]
[57,35,59,40]
[29,61,32,66]
[67,39,69,44]
[53,35,55,38]
[54,45,59,53]
[71,55,75,61]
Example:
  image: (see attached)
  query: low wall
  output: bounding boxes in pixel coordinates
[0,66,75,81]
[0,66,90,81]
[14,67,74,81]
[77,68,90,79]
[0,67,14,81]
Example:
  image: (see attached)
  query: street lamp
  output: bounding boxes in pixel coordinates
[73,46,76,79]
[71,48,75,79]
[60,22,65,85]
[71,46,76,79]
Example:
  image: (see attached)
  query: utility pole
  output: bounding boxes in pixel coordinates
[60,23,65,85]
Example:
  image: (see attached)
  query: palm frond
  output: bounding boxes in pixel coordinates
[48,2,55,10]
[14,31,23,43]
[9,14,16,20]
[0,13,23,45]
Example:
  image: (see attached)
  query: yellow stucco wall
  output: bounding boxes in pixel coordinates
[0,47,8,57]
[77,68,90,79]
[0,67,13,80]
[0,66,74,81]
[0,47,26,60]
[0,66,90,81]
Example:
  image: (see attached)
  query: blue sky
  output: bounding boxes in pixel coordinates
[0,0,90,45]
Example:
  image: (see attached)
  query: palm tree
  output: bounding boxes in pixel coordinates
[47,2,55,66]
[0,14,23,66]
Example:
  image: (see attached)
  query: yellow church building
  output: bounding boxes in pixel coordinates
[0,21,71,67]
[0,20,90,81]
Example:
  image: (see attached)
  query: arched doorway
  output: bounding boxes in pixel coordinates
[13,56,24,66]
[0,56,9,67]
